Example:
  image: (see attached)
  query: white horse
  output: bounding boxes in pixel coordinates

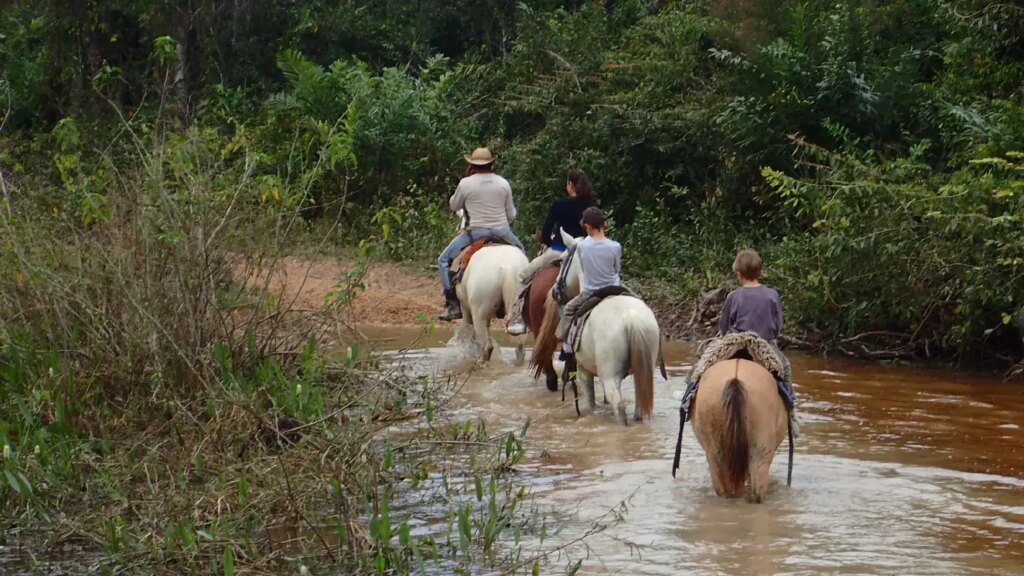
[453,244,529,364]
[531,229,662,424]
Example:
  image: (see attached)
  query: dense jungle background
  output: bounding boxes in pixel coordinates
[3,0,1023,362]
[1,0,1023,573]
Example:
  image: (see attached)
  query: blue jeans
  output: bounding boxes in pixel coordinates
[438,227,526,292]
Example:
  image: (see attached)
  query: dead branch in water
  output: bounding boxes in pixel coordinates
[1005,360,1024,382]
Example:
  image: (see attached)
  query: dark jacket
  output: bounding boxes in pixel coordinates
[541,197,587,249]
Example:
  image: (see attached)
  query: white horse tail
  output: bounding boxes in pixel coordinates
[499,263,520,318]
[628,318,655,420]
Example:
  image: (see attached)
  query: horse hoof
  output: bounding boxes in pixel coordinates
[545,376,559,392]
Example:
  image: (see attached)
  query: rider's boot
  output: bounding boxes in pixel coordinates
[506,321,527,336]
[560,348,577,383]
[438,289,462,322]
[505,283,528,335]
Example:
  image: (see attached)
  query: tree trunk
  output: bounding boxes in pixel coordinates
[174,1,195,126]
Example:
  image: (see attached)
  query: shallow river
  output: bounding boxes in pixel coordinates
[369,326,1024,575]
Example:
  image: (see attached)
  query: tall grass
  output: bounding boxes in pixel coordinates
[0,103,564,573]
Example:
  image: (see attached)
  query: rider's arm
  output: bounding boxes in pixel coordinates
[503,182,517,224]
[449,180,466,213]
[540,202,558,247]
[773,290,784,339]
[718,291,734,336]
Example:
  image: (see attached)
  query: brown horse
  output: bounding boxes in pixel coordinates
[524,265,561,391]
[691,359,788,502]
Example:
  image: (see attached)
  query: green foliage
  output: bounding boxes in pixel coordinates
[764,144,1024,353]
[2,0,1023,364]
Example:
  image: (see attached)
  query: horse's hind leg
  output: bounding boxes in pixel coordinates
[544,363,559,392]
[601,377,627,425]
[707,455,729,497]
[474,315,493,362]
[514,337,525,366]
[749,453,774,503]
[581,371,597,410]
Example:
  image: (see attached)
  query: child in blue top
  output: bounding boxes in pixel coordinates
[555,206,621,344]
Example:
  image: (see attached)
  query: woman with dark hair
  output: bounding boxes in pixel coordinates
[506,169,595,335]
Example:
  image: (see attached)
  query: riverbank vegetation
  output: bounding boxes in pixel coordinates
[1,108,569,572]
[4,1,1020,368]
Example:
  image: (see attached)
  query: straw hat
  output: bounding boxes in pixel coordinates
[464,147,496,165]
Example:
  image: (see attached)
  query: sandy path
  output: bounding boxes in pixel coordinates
[245,256,438,326]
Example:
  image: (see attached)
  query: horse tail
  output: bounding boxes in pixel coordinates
[722,377,749,493]
[499,264,520,317]
[531,295,561,380]
[628,319,655,420]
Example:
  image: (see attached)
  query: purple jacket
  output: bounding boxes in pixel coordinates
[718,285,783,342]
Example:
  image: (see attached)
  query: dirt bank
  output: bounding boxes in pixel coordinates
[243,255,707,337]
[245,256,439,326]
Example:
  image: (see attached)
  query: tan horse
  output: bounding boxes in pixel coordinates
[691,358,788,502]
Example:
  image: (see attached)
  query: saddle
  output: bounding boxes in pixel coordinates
[689,332,789,384]
[520,263,561,328]
[449,238,502,284]
[565,286,636,352]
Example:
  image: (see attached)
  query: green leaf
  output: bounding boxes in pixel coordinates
[412,541,426,573]
[398,521,410,547]
[223,546,235,576]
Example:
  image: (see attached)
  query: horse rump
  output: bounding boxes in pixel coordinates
[722,378,749,494]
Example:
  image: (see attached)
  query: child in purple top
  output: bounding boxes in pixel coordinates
[718,249,791,389]
[718,249,783,342]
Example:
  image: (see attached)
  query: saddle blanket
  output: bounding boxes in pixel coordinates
[678,331,799,436]
[565,285,636,352]
[450,238,504,284]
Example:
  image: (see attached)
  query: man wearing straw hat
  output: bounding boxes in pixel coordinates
[437,147,526,321]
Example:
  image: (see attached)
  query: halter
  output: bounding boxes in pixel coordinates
[552,243,578,305]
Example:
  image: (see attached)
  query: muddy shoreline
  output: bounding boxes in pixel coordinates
[250,255,1022,381]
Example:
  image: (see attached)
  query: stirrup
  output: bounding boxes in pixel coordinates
[438,307,462,322]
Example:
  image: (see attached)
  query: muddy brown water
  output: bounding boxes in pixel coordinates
[367,326,1024,575]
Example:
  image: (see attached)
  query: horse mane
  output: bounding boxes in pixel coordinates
[722,376,749,493]
[531,294,561,380]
